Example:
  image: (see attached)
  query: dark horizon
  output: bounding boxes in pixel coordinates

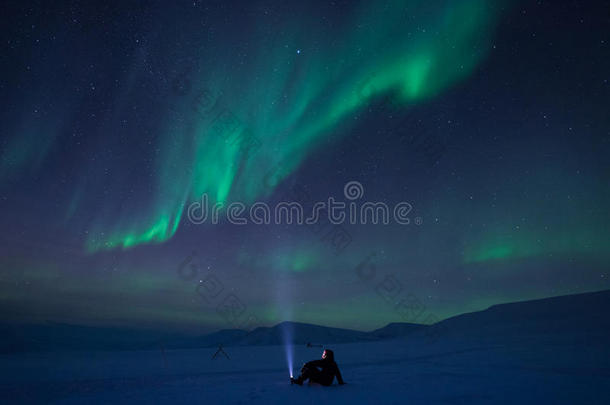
[3,288,609,340]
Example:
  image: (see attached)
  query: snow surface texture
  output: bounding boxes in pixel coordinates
[1,291,609,404]
[2,333,608,404]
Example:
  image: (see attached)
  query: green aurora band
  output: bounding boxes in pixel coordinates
[86,0,505,252]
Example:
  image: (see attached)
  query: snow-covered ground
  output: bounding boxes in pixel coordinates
[1,331,608,404]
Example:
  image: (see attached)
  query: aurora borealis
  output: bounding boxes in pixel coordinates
[1,0,609,333]
[81,0,503,251]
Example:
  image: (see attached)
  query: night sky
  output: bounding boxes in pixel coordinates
[1,0,609,334]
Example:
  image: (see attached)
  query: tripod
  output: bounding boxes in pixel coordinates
[211,344,230,359]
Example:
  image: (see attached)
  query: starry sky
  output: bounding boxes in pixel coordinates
[1,0,609,334]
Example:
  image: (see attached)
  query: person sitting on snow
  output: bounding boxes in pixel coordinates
[290,349,346,386]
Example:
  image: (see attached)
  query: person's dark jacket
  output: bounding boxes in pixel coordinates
[303,350,345,386]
